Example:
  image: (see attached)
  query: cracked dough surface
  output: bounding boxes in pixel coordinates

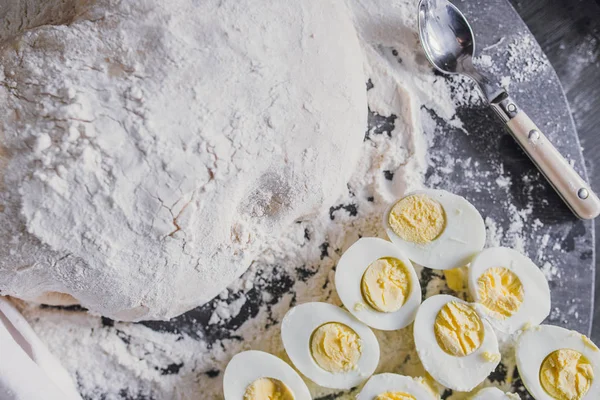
[0,0,367,320]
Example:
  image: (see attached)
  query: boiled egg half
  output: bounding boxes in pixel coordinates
[469,247,551,334]
[413,294,500,391]
[335,237,421,330]
[281,302,380,389]
[471,387,521,399]
[356,373,438,400]
[223,350,311,400]
[384,189,485,270]
[516,324,600,400]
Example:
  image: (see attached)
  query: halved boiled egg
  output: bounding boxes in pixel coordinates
[356,373,438,400]
[223,350,311,400]
[516,325,600,400]
[413,294,500,391]
[335,237,422,330]
[281,302,380,389]
[471,387,521,399]
[383,189,485,270]
[468,247,551,333]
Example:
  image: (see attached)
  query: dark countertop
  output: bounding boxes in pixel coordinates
[508,0,600,341]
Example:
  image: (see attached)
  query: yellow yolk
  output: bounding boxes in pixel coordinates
[388,194,446,244]
[310,322,362,373]
[582,334,600,352]
[540,349,594,400]
[434,301,484,357]
[444,266,469,292]
[361,257,411,313]
[477,267,524,319]
[374,392,416,400]
[481,351,501,363]
[243,378,295,400]
[420,375,442,397]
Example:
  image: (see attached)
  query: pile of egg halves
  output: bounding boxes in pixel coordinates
[223,189,600,400]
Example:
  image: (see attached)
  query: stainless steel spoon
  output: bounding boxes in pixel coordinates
[418,0,600,220]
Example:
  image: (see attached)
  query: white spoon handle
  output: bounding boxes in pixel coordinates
[492,94,600,219]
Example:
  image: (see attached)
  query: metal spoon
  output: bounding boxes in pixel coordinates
[418,0,600,220]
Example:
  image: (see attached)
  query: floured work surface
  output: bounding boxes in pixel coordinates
[10,0,593,399]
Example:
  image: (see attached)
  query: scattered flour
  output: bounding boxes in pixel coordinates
[506,36,550,82]
[486,36,550,91]
[541,261,561,282]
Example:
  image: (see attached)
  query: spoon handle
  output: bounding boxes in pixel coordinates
[491,93,600,220]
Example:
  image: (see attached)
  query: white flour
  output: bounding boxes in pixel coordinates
[2,0,585,399]
[0,0,367,320]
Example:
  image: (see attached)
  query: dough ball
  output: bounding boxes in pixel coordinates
[0,0,367,320]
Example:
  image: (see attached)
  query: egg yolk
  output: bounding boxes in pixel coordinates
[361,257,411,313]
[481,351,501,363]
[374,392,416,400]
[540,349,594,400]
[310,322,362,373]
[434,301,484,357]
[388,194,446,244]
[444,266,468,292]
[582,334,600,352]
[243,378,295,400]
[477,267,524,319]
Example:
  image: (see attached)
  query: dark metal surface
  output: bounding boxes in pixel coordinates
[440,0,594,333]
[439,0,594,334]
[425,1,594,396]
[507,0,600,346]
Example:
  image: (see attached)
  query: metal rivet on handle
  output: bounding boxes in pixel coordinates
[578,188,590,199]
[528,129,540,141]
[507,103,517,112]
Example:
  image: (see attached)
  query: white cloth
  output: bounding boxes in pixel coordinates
[0,297,82,400]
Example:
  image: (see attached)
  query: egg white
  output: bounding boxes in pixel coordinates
[356,373,438,400]
[471,387,521,399]
[469,247,551,333]
[335,237,421,331]
[383,189,486,271]
[223,350,311,400]
[413,294,500,392]
[516,325,600,400]
[281,302,380,389]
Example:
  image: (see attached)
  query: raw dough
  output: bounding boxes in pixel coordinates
[0,0,367,320]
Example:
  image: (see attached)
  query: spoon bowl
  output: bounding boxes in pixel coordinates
[418,0,474,76]
[418,0,498,100]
